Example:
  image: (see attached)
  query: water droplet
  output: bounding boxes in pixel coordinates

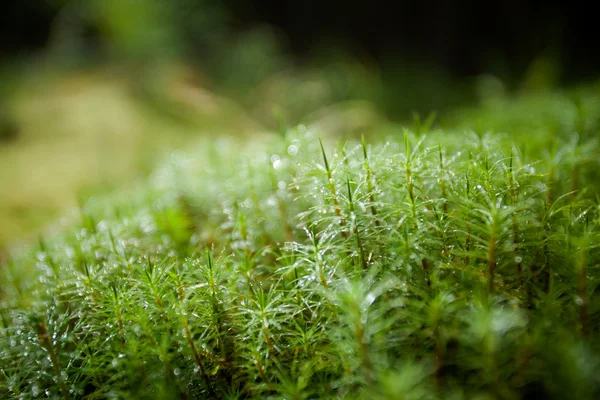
[287,144,298,156]
[267,196,278,207]
[364,292,376,306]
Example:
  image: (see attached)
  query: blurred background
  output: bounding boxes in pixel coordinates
[1,0,599,249]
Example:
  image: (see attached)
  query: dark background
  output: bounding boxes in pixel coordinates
[233,1,590,79]
[1,1,598,81]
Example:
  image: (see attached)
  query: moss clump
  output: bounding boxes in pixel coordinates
[2,89,600,399]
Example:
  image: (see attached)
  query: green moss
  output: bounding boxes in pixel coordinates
[1,88,600,399]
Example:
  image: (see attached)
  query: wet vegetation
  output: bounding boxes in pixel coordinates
[1,84,599,399]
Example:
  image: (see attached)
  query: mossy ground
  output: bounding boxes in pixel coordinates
[1,82,600,399]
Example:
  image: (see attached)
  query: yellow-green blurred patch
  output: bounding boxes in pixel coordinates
[0,66,264,248]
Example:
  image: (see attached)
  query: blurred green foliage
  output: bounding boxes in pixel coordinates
[46,0,229,63]
[0,0,597,251]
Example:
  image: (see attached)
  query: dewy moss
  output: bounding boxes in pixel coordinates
[1,89,600,399]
